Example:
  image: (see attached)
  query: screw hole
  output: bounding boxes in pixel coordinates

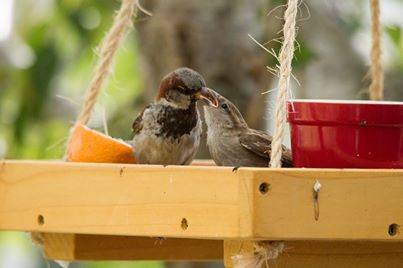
[181,218,188,230]
[37,214,45,225]
[388,223,399,236]
[259,182,270,194]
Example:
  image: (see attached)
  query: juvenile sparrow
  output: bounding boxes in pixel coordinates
[132,67,218,165]
[203,93,293,167]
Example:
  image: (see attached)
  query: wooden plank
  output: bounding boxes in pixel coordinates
[224,240,403,268]
[223,240,254,268]
[1,160,403,241]
[0,160,246,239]
[251,169,403,240]
[191,160,215,166]
[42,233,222,261]
[41,232,75,260]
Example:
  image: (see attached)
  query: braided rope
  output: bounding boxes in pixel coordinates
[39,0,138,255]
[369,0,384,101]
[269,0,298,168]
[63,0,137,159]
[232,1,299,267]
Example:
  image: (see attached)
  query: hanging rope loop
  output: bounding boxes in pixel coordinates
[63,0,138,159]
[369,0,384,101]
[269,0,298,168]
[232,1,299,267]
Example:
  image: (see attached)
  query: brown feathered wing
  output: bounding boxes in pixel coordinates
[239,129,293,167]
[132,105,150,135]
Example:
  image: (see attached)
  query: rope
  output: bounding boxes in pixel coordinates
[40,0,137,256]
[231,1,299,267]
[369,0,383,101]
[269,0,298,168]
[232,242,285,268]
[63,0,137,159]
[33,0,138,262]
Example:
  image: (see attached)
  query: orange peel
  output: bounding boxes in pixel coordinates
[67,124,136,164]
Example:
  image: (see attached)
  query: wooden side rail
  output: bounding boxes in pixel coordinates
[0,160,403,241]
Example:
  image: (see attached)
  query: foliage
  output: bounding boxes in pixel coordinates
[386,25,403,70]
[0,0,142,160]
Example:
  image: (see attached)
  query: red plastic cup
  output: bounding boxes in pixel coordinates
[287,100,403,168]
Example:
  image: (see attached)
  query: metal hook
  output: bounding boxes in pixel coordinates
[313,180,321,221]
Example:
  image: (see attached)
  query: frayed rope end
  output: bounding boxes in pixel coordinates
[231,241,285,268]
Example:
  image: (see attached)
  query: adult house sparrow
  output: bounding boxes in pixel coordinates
[132,67,218,165]
[203,93,293,167]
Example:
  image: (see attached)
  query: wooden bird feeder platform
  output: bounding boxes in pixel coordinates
[2,160,403,267]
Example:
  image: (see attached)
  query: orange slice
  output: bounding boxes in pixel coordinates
[67,124,136,164]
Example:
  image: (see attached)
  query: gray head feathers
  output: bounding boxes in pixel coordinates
[174,67,206,89]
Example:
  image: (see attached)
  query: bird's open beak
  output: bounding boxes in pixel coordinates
[199,87,219,108]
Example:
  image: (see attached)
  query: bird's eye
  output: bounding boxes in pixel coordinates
[221,103,228,109]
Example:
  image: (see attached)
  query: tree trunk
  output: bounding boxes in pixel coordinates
[135,0,271,158]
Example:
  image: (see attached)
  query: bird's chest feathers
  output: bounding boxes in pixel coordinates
[134,129,200,165]
[207,124,236,141]
[207,126,239,151]
[134,103,201,165]
[143,101,199,139]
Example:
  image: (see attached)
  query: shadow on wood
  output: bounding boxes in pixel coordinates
[42,233,223,261]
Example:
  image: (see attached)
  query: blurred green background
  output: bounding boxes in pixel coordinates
[0,0,141,161]
[1,0,403,267]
